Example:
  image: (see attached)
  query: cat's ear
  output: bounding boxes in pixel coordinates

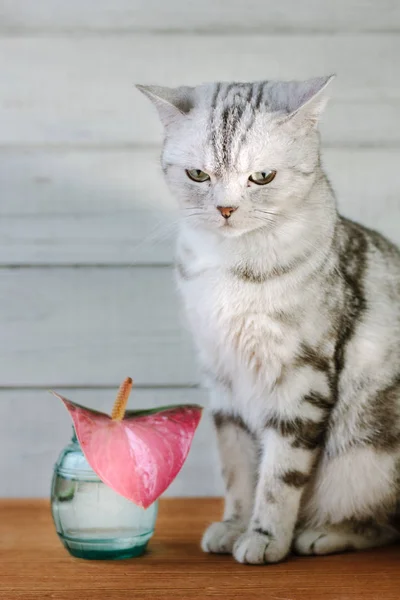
[283,75,335,129]
[136,84,195,128]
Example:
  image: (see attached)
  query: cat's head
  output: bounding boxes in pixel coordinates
[138,76,334,238]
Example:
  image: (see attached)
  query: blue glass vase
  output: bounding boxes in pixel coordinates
[51,428,158,560]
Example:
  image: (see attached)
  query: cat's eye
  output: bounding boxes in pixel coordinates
[186,169,210,183]
[248,170,277,185]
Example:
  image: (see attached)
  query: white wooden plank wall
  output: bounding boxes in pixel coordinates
[0,1,399,497]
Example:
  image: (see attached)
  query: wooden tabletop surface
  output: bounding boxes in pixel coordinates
[1,498,399,599]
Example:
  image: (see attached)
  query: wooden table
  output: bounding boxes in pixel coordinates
[1,499,399,599]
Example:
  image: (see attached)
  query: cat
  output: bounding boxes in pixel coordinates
[138,76,400,564]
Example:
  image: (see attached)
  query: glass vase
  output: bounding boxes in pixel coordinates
[51,428,158,560]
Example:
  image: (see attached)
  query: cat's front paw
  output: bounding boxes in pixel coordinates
[233,530,289,565]
[201,520,246,554]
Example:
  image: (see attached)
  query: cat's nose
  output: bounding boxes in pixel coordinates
[217,206,238,219]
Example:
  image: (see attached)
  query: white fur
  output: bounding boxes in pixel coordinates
[304,447,398,526]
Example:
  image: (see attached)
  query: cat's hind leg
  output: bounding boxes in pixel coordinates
[294,520,399,556]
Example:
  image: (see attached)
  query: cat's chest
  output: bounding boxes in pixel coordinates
[178,263,300,390]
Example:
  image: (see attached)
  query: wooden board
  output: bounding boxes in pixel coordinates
[1,0,400,508]
[1,148,399,265]
[1,0,399,33]
[0,388,220,497]
[0,36,399,146]
[0,499,399,599]
[0,149,176,265]
[0,266,197,387]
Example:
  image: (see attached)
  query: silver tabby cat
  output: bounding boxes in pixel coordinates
[138,76,400,564]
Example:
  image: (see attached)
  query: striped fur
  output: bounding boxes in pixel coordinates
[139,76,400,564]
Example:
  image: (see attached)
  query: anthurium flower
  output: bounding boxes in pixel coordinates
[53,378,202,508]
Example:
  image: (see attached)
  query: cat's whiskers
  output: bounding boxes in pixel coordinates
[253,208,279,218]
[253,208,346,284]
[251,215,275,228]
[127,216,180,260]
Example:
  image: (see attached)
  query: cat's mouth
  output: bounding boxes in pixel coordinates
[217,219,247,238]
[219,220,236,233]
[219,215,237,228]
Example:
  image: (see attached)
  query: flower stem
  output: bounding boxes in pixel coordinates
[111,377,133,421]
